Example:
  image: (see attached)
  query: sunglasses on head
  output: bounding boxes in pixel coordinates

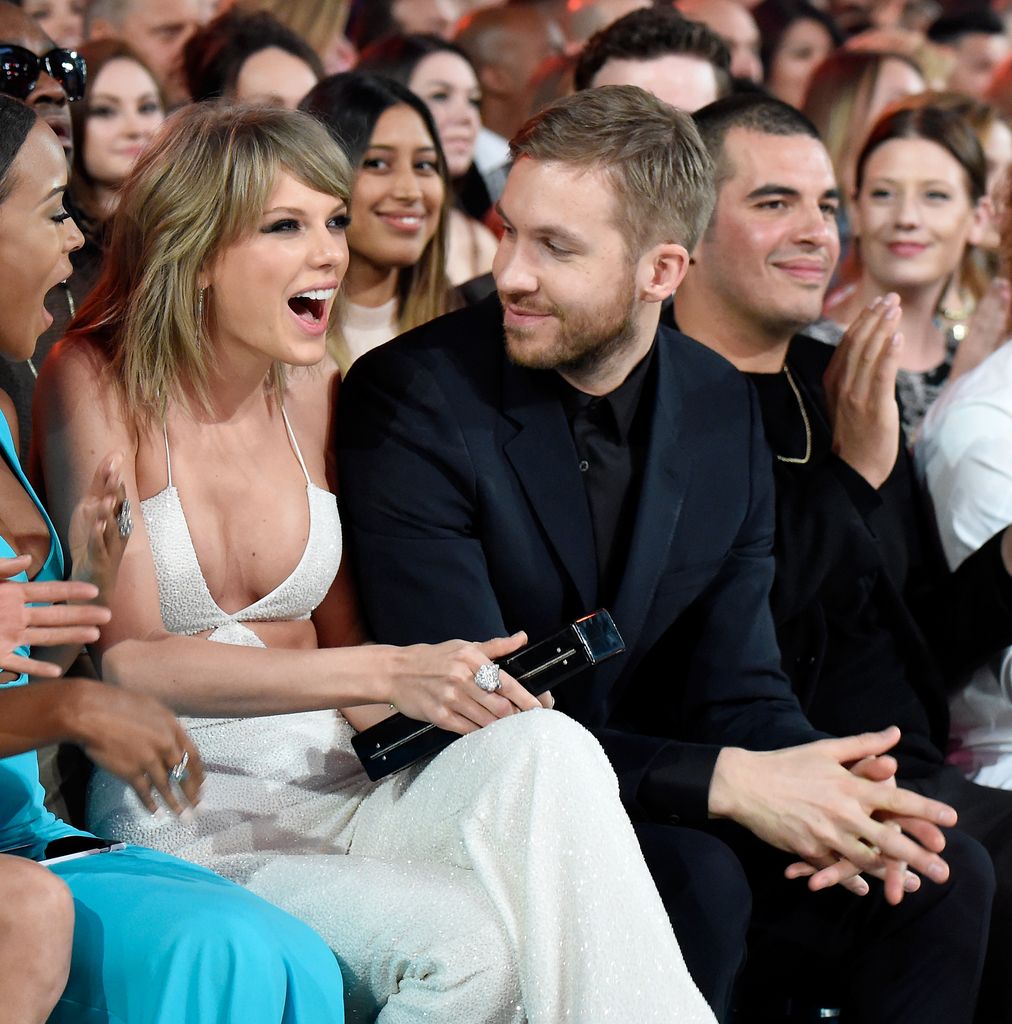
[0,45,86,102]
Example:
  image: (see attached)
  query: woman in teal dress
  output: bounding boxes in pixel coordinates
[0,94,345,1023]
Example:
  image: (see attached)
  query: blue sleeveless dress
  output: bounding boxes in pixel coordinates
[0,413,345,1023]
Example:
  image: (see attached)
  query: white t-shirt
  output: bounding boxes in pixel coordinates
[917,339,1012,786]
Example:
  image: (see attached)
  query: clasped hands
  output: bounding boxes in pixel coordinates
[709,725,956,905]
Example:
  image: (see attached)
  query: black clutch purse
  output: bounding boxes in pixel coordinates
[351,609,625,781]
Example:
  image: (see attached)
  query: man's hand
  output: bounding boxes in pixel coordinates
[0,556,111,678]
[709,727,956,900]
[784,753,926,904]
[823,293,903,488]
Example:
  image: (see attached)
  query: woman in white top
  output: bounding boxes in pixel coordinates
[35,102,716,1024]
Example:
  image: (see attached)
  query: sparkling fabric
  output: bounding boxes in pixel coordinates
[89,711,715,1023]
[93,409,715,1022]
[140,410,341,642]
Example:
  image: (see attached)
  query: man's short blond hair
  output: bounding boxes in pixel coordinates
[510,85,715,256]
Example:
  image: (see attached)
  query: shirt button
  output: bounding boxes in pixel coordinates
[578,459,590,472]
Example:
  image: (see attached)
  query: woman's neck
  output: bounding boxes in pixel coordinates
[344,256,399,309]
[187,343,276,425]
[858,275,949,374]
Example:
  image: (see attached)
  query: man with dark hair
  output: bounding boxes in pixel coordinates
[339,85,992,1023]
[574,6,730,111]
[928,10,1010,99]
[678,90,1012,1023]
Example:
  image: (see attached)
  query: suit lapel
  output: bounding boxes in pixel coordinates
[591,334,692,713]
[500,354,599,611]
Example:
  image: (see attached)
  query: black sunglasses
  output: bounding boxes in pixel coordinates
[0,45,86,102]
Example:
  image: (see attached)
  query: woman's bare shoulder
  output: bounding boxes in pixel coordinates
[35,337,133,442]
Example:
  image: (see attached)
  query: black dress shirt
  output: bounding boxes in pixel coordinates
[557,345,656,604]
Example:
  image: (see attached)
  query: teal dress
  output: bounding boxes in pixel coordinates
[0,413,345,1023]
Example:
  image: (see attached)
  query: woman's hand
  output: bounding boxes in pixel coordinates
[68,452,130,601]
[0,557,111,677]
[384,631,545,734]
[64,677,203,816]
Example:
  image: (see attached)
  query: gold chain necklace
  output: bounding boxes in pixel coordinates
[776,365,811,465]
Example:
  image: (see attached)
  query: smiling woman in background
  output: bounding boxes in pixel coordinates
[824,104,988,439]
[69,39,164,234]
[301,71,454,373]
[357,35,500,285]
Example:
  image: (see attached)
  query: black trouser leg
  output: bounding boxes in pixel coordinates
[906,770,1012,1024]
[712,821,993,1024]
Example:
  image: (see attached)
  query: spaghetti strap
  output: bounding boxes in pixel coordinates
[162,423,173,488]
[281,407,312,486]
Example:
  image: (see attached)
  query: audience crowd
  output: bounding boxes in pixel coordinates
[4,0,1012,1021]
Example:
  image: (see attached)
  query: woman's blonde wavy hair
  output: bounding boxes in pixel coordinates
[65,102,353,423]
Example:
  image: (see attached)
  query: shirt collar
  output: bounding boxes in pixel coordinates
[556,337,657,444]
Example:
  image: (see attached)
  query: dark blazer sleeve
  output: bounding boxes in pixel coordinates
[634,380,823,821]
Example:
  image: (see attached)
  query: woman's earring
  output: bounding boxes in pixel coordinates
[196,287,206,346]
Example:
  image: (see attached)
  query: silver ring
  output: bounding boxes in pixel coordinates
[116,499,133,539]
[474,663,502,693]
[170,750,190,783]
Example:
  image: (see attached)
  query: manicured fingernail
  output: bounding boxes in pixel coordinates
[891,332,903,348]
[871,296,883,308]
[179,807,195,824]
[886,305,900,320]
[151,806,167,821]
[929,862,947,882]
[904,874,920,891]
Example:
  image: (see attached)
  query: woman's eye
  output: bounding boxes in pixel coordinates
[139,101,161,115]
[428,90,450,103]
[52,209,71,224]
[89,105,115,118]
[869,189,893,200]
[415,159,438,174]
[361,157,388,171]
[330,214,351,230]
[925,190,952,202]
[262,219,300,233]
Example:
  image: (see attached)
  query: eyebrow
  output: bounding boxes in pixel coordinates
[495,202,586,247]
[365,143,437,152]
[37,184,67,206]
[746,183,841,201]
[262,203,347,216]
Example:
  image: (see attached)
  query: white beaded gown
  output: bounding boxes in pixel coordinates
[88,417,715,1024]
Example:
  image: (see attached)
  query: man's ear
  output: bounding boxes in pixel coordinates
[639,242,690,303]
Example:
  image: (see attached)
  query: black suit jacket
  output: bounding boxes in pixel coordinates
[338,294,820,823]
